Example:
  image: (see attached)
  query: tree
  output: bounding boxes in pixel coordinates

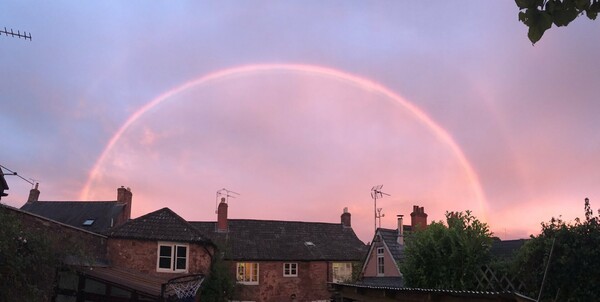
[0,206,58,301]
[200,254,236,302]
[516,0,600,44]
[513,198,600,301]
[400,210,493,290]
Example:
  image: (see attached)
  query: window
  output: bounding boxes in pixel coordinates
[283,263,298,277]
[157,242,188,273]
[332,262,353,283]
[237,262,259,285]
[82,219,95,226]
[377,247,385,276]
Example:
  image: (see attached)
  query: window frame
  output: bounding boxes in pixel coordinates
[377,247,385,276]
[283,262,298,277]
[236,262,259,285]
[156,242,189,273]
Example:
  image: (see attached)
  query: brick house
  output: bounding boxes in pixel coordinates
[107,207,215,279]
[191,198,368,302]
[359,205,427,287]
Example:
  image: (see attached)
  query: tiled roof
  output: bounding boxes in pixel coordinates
[490,239,527,259]
[356,276,405,288]
[331,282,536,301]
[110,208,209,243]
[76,266,170,298]
[377,227,410,262]
[20,201,125,234]
[191,219,367,261]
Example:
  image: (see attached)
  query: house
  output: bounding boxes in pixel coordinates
[350,206,530,300]
[20,185,133,234]
[0,204,166,301]
[191,197,368,302]
[360,205,427,286]
[15,186,197,301]
[107,207,215,278]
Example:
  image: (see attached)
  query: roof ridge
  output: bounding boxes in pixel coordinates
[191,218,343,225]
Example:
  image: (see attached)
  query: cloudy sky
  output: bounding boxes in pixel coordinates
[2,1,599,242]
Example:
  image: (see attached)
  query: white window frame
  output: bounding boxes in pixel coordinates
[236,262,259,285]
[283,263,298,277]
[377,247,385,276]
[156,242,189,273]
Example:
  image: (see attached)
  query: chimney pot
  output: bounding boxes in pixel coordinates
[410,205,428,230]
[397,215,404,245]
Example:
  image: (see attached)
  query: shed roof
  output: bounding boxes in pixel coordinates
[20,201,125,234]
[191,219,367,261]
[110,207,210,243]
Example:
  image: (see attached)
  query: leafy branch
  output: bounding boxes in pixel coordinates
[516,0,600,44]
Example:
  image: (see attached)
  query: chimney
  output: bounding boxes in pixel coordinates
[117,186,133,223]
[341,207,351,228]
[27,183,40,202]
[397,214,404,245]
[410,205,428,230]
[217,197,228,232]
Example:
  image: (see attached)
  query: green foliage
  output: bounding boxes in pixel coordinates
[516,0,600,44]
[400,210,493,290]
[0,206,58,301]
[200,254,236,302]
[513,198,600,301]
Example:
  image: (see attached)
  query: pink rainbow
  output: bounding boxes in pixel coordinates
[80,63,487,215]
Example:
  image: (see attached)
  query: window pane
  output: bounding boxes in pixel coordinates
[176,257,186,270]
[176,246,187,257]
[159,257,171,269]
[160,246,172,257]
[175,246,187,270]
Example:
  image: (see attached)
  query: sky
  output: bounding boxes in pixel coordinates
[2,1,599,243]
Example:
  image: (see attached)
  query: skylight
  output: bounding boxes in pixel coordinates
[304,241,315,247]
[82,219,95,226]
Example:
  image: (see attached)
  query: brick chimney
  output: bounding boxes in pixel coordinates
[27,183,40,202]
[217,197,228,232]
[397,214,404,245]
[341,207,351,228]
[116,186,133,224]
[410,205,427,230]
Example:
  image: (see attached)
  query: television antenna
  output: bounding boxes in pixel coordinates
[371,185,390,232]
[376,208,385,229]
[0,164,37,200]
[215,188,239,214]
[1,27,32,41]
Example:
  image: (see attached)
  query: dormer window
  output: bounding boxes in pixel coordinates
[82,219,95,226]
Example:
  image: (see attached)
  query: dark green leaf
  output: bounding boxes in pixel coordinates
[553,5,580,26]
[586,9,598,19]
[516,0,536,9]
[527,10,553,44]
[574,0,591,10]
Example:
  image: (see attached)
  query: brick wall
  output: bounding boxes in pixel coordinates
[9,206,107,261]
[231,260,331,302]
[107,238,214,278]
